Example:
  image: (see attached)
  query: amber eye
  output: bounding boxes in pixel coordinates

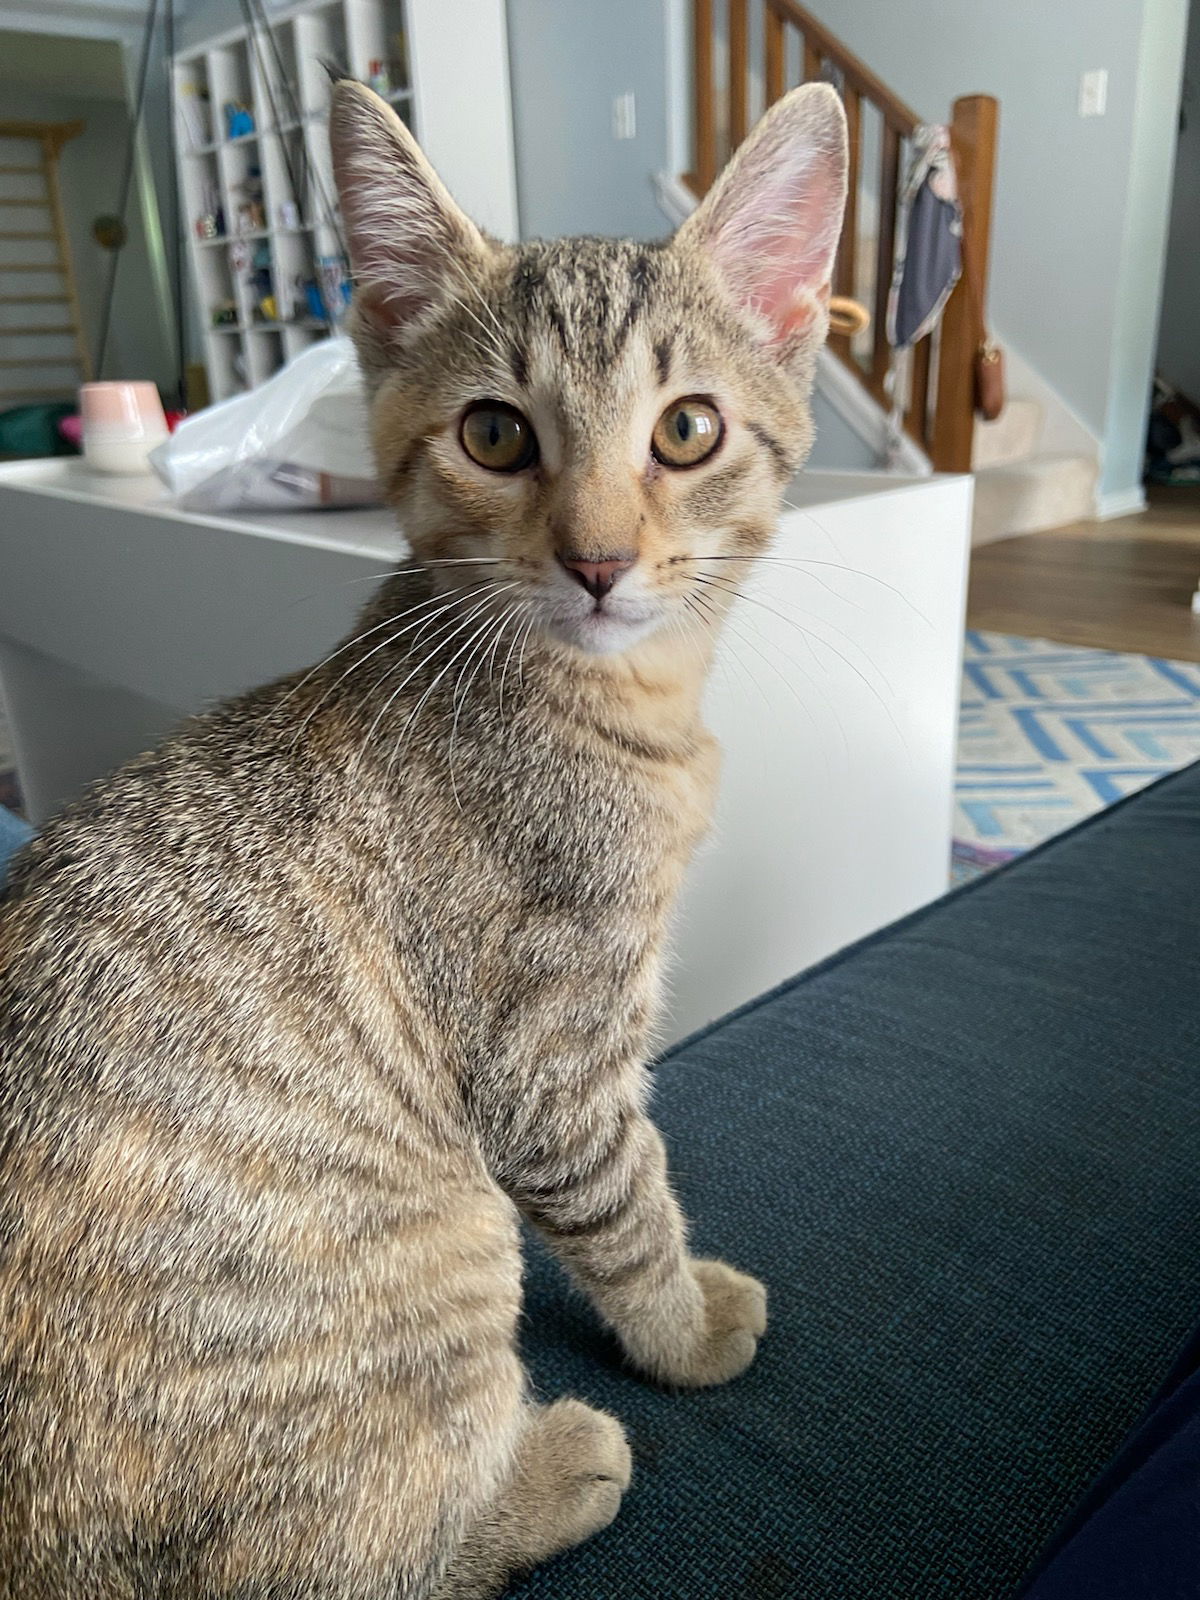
[651,397,723,468]
[460,402,538,473]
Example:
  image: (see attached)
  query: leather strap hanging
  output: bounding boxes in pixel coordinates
[956,149,1005,422]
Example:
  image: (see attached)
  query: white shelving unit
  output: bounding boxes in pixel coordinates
[174,0,415,402]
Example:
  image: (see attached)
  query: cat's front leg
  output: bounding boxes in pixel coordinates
[492,1090,766,1387]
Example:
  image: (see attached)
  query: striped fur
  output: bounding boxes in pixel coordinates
[0,83,845,1599]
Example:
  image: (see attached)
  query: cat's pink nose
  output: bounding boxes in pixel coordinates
[559,555,635,600]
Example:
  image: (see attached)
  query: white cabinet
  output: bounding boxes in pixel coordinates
[174,0,516,403]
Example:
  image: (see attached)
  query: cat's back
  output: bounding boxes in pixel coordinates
[0,697,525,1600]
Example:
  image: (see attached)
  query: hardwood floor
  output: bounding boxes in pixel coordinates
[968,485,1200,661]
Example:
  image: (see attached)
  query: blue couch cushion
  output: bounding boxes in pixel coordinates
[509,760,1200,1598]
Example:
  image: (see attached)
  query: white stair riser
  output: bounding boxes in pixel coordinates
[972,455,1097,545]
[972,397,1043,470]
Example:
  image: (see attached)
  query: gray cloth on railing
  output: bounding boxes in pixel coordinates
[884,124,963,463]
[888,123,962,350]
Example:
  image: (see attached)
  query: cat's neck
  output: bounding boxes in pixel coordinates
[550,626,715,757]
[324,567,721,771]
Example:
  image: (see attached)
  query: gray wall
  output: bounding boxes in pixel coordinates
[1157,0,1200,403]
[798,0,1188,501]
[505,0,670,240]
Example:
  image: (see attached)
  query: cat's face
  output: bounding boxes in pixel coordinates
[331,84,847,659]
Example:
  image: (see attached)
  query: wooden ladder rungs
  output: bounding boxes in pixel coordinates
[1,117,93,384]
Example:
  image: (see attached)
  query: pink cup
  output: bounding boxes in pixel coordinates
[79,381,169,475]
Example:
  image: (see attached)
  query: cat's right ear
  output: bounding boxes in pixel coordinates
[329,80,490,349]
[676,83,848,355]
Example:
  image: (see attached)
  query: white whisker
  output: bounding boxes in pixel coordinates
[695,572,903,744]
[356,582,521,780]
[287,580,508,751]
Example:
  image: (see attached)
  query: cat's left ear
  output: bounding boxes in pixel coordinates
[329,80,491,351]
[677,83,848,350]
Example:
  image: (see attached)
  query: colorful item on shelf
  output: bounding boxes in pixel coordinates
[211,300,238,327]
[224,102,255,139]
[248,242,275,323]
[316,255,351,328]
[301,278,327,323]
[367,59,391,95]
[195,180,225,241]
[234,169,266,233]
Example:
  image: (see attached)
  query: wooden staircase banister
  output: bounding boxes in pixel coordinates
[686,0,999,476]
[765,0,920,135]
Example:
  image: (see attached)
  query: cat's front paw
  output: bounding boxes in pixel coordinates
[686,1258,767,1385]
[632,1258,767,1388]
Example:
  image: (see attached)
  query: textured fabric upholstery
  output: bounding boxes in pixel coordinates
[510,762,1200,1598]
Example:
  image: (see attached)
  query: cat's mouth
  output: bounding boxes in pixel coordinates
[536,591,664,656]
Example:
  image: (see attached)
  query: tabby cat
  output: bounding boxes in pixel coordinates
[0,79,846,1599]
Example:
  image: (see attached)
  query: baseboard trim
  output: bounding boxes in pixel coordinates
[652,170,696,228]
[1095,486,1148,521]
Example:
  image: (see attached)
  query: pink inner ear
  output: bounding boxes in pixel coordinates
[772,283,832,340]
[708,144,845,344]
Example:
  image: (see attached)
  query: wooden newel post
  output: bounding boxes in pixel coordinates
[930,94,999,474]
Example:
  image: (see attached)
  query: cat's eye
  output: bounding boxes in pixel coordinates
[460,402,538,473]
[652,398,723,468]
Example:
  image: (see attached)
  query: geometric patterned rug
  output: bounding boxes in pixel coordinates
[953,630,1200,882]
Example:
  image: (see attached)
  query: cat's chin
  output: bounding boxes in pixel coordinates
[543,609,663,658]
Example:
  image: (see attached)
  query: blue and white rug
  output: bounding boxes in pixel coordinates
[953,631,1200,881]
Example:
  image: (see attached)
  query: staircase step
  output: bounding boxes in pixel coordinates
[972,454,1097,546]
[972,397,1043,469]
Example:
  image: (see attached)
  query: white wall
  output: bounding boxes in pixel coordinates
[1157,0,1200,403]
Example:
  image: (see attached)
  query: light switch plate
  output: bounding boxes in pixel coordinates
[612,92,637,141]
[1079,69,1108,118]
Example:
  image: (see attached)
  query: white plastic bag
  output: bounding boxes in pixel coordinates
[150,337,382,512]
